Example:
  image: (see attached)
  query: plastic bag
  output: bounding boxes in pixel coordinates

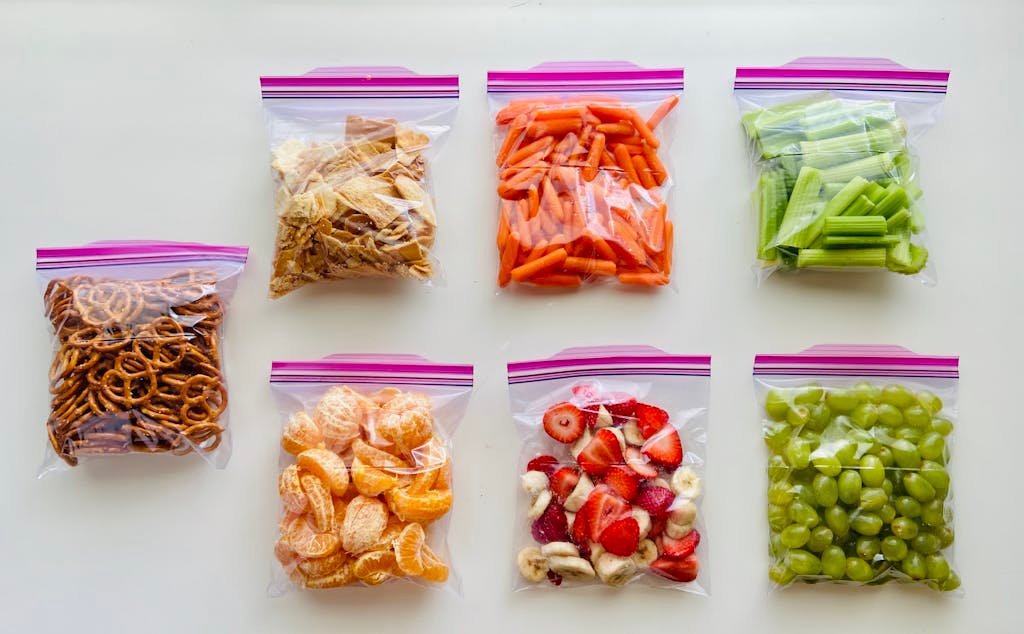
[36,240,248,476]
[259,66,459,298]
[488,62,683,289]
[268,354,473,594]
[507,346,710,592]
[754,345,961,593]
[734,58,950,284]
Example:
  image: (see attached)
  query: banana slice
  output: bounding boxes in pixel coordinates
[595,552,637,586]
[540,541,580,558]
[589,542,605,564]
[632,539,659,566]
[670,499,698,525]
[547,555,596,580]
[563,473,594,512]
[517,546,549,583]
[571,428,593,461]
[595,405,613,428]
[606,427,627,453]
[622,420,645,446]
[665,519,695,539]
[671,466,702,499]
[653,477,671,490]
[527,490,552,520]
[631,507,651,539]
[521,470,549,496]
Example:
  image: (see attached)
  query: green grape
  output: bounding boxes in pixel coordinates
[891,440,922,469]
[881,477,894,497]
[787,405,811,428]
[824,505,850,538]
[903,405,931,428]
[821,545,846,579]
[920,461,950,496]
[877,403,904,427]
[767,482,795,505]
[934,526,954,548]
[846,557,874,582]
[859,487,888,512]
[798,430,822,449]
[901,551,927,580]
[765,388,792,421]
[851,512,883,536]
[769,532,786,558]
[825,389,859,414]
[930,417,954,436]
[925,553,950,582]
[847,426,875,447]
[911,532,941,555]
[788,501,820,528]
[939,571,961,591]
[855,536,879,561]
[920,499,945,528]
[794,384,824,405]
[807,526,834,553]
[895,427,924,443]
[853,382,881,404]
[785,437,812,468]
[812,474,839,507]
[878,503,896,524]
[894,496,922,518]
[859,455,885,487]
[790,483,816,506]
[891,517,920,539]
[834,439,858,466]
[916,391,943,414]
[881,536,908,561]
[767,455,790,481]
[812,455,842,477]
[881,384,915,409]
[768,503,790,532]
[918,434,945,462]
[786,549,822,575]
[903,473,937,503]
[838,470,863,505]
[769,562,796,585]
[781,524,810,548]
[805,403,831,432]
[763,420,793,452]
[871,445,894,467]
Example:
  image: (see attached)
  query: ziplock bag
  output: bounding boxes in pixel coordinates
[755,345,960,592]
[269,354,473,594]
[508,346,709,593]
[735,58,950,284]
[36,240,248,476]
[488,62,683,288]
[260,66,459,297]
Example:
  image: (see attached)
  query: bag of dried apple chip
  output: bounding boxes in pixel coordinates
[259,67,459,298]
[269,354,473,594]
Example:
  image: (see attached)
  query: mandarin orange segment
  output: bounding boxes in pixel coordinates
[278,464,308,515]
[281,411,322,455]
[419,544,450,583]
[407,467,439,494]
[351,456,399,497]
[369,387,402,407]
[352,438,410,470]
[300,474,335,532]
[287,515,341,559]
[340,495,388,554]
[314,386,368,429]
[376,408,433,454]
[386,487,453,523]
[381,391,431,414]
[296,447,350,496]
[298,551,347,578]
[321,416,361,454]
[332,496,348,529]
[274,536,297,569]
[304,561,355,589]
[394,522,426,576]
[353,549,398,586]
[370,514,408,552]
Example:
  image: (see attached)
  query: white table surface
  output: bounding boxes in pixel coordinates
[3,0,1021,632]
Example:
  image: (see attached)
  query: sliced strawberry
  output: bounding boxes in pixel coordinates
[570,501,592,546]
[542,402,585,444]
[571,383,602,403]
[580,404,601,429]
[599,517,640,557]
[648,515,667,539]
[641,425,683,468]
[603,394,637,425]
[603,465,640,501]
[624,446,659,479]
[634,402,669,439]
[546,569,563,586]
[549,467,580,503]
[634,485,675,517]
[530,500,568,544]
[661,529,701,559]
[526,454,559,476]
[650,554,699,582]
[577,428,625,476]
[579,485,631,542]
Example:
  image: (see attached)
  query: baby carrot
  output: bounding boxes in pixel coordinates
[588,104,660,148]
[515,200,533,250]
[617,272,669,286]
[498,232,521,287]
[524,239,550,264]
[541,177,565,222]
[527,183,540,218]
[530,273,582,287]
[551,132,578,164]
[500,152,547,180]
[498,164,546,198]
[596,122,634,136]
[599,150,618,169]
[527,118,582,138]
[511,248,568,283]
[497,201,512,250]
[533,106,585,121]
[506,135,554,166]
[586,230,618,262]
[496,114,528,166]
[563,256,616,276]
[662,220,674,276]
[645,95,679,130]
[632,155,657,189]
[582,132,606,182]
[641,142,668,186]
[613,144,640,184]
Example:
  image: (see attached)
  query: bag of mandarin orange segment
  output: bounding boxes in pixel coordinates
[268,354,473,594]
[488,62,683,289]
[508,346,710,593]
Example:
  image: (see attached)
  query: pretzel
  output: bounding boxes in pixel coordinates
[42,270,230,466]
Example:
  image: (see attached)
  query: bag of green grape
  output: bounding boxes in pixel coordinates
[734,58,950,285]
[754,345,960,592]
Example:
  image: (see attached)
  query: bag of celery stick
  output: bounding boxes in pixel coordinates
[734,58,950,284]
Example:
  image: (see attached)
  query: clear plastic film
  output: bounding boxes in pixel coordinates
[488,62,683,289]
[507,346,710,593]
[734,58,949,285]
[259,67,459,298]
[35,241,248,476]
[753,345,961,593]
[268,354,473,594]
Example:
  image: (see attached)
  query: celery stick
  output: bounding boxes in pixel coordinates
[885,208,911,231]
[800,128,904,157]
[910,206,926,233]
[842,195,876,217]
[888,243,928,274]
[823,235,901,248]
[864,182,888,203]
[887,230,912,269]
[799,176,870,245]
[824,183,845,199]
[803,119,861,142]
[871,185,909,218]
[758,169,787,260]
[759,132,803,159]
[776,166,824,249]
[821,153,896,183]
[823,215,887,236]
[894,152,913,182]
[904,181,923,200]
[797,248,887,268]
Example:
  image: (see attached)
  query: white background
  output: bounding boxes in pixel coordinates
[2,0,1021,632]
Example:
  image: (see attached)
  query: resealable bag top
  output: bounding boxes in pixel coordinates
[260,66,459,297]
[734,58,950,284]
[508,346,710,593]
[488,62,682,289]
[754,344,960,593]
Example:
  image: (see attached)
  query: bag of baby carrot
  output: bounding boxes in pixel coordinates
[734,57,950,285]
[488,62,683,289]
